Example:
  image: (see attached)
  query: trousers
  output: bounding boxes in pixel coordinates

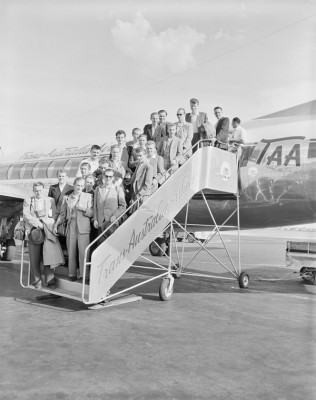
[66,218,90,278]
[28,241,55,284]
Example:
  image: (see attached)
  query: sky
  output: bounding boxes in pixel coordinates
[1,0,315,161]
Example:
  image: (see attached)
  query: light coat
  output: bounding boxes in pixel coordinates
[94,185,126,226]
[58,192,93,234]
[157,136,183,167]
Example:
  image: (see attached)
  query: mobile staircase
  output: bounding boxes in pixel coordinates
[20,143,249,308]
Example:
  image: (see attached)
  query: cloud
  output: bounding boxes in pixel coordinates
[111,12,205,76]
[214,28,247,42]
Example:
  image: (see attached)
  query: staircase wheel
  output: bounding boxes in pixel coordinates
[238,272,249,288]
[159,277,174,301]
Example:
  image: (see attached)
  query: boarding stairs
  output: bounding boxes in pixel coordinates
[21,144,244,306]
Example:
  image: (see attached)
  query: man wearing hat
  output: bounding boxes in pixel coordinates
[23,182,64,290]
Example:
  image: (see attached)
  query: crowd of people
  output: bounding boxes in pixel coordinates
[23,98,247,289]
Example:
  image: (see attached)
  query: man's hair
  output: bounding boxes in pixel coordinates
[132,127,141,135]
[73,177,85,185]
[99,157,109,165]
[190,98,199,105]
[150,112,159,119]
[115,130,126,137]
[139,134,147,140]
[56,168,67,177]
[232,117,241,124]
[91,144,101,152]
[103,168,115,175]
[146,140,156,147]
[214,106,222,111]
[33,182,44,189]
[177,108,186,114]
[168,123,177,130]
[135,147,146,155]
[85,174,96,182]
[80,162,91,169]
[158,110,167,116]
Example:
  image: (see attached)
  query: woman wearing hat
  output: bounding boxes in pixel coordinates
[23,182,64,290]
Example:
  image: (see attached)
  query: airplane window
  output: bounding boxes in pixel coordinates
[47,161,56,178]
[32,161,51,179]
[19,164,27,179]
[0,164,12,180]
[63,158,82,178]
[8,163,25,180]
[48,159,70,178]
[308,141,316,158]
[22,163,35,179]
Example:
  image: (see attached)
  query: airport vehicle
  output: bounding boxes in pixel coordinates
[286,240,316,283]
[0,100,316,262]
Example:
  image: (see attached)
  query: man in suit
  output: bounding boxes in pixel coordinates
[128,134,147,171]
[48,169,74,213]
[175,108,193,164]
[214,106,230,149]
[110,130,129,163]
[185,98,208,137]
[157,123,183,172]
[130,148,153,212]
[54,177,93,281]
[143,112,164,145]
[93,168,126,241]
[146,140,166,193]
[158,109,169,137]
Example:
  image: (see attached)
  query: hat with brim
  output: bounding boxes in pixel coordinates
[28,228,45,244]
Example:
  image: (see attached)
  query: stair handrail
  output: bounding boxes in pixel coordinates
[85,139,214,252]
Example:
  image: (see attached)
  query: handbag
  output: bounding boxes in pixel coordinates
[57,221,68,237]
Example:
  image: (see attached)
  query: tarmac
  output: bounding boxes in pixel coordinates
[0,227,315,400]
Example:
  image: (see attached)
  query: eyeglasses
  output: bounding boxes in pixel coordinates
[177,113,184,116]
[104,175,114,179]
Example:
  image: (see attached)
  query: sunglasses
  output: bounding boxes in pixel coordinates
[104,175,114,179]
[177,113,184,116]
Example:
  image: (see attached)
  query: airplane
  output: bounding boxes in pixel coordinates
[0,100,315,262]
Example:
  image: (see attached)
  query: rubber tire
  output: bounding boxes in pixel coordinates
[149,239,167,256]
[238,272,249,288]
[159,277,174,301]
[187,233,195,243]
[3,240,16,261]
[177,238,183,243]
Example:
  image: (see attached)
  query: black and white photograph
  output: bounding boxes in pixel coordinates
[0,1,315,399]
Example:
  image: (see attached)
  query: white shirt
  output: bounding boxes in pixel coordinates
[230,126,247,144]
[191,114,198,134]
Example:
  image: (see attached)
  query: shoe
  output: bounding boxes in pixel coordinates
[47,282,57,290]
[69,276,77,282]
[32,279,42,290]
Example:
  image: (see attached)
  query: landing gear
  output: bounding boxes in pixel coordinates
[300,267,316,284]
[238,271,249,288]
[149,235,170,257]
[149,238,167,256]
[159,276,174,301]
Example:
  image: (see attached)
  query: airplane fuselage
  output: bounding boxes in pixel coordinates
[0,137,315,231]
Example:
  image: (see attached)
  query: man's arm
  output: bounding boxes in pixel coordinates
[113,187,127,219]
[23,198,43,228]
[173,139,183,163]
